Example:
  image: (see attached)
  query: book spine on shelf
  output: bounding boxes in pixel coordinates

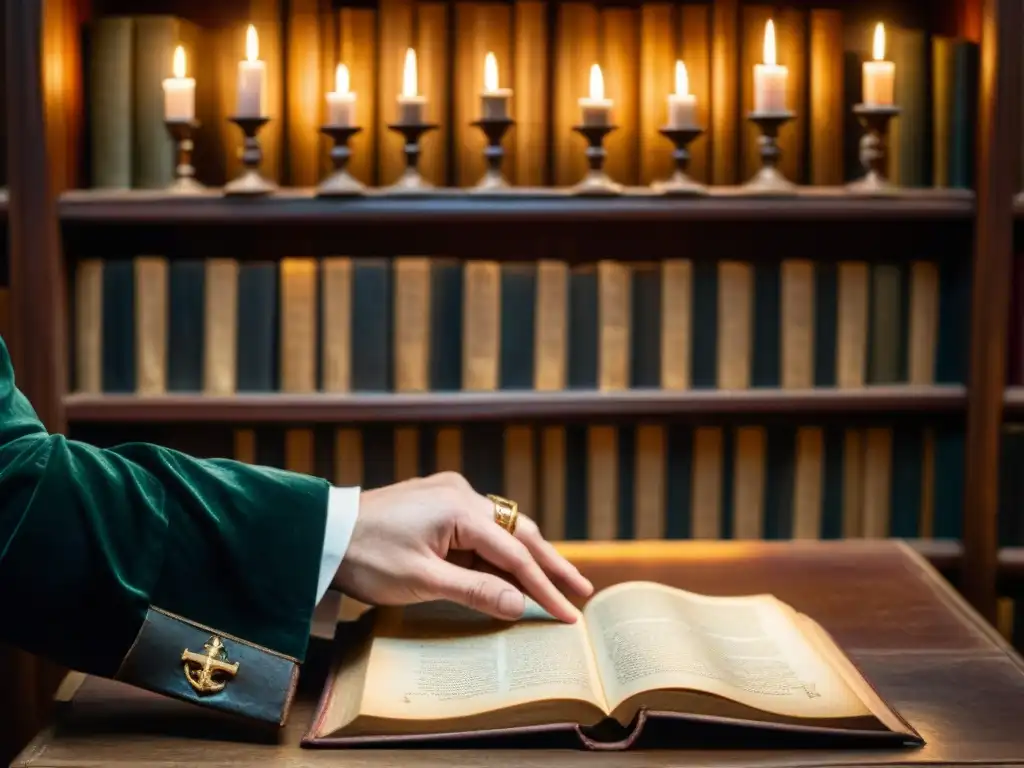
[235,261,277,392]
[352,258,393,392]
[167,261,205,393]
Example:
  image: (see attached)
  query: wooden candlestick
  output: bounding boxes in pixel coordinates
[385,122,439,194]
[224,116,275,196]
[469,117,514,193]
[654,126,707,196]
[316,125,365,197]
[164,119,205,194]
[741,110,796,195]
[571,124,621,196]
[846,104,900,196]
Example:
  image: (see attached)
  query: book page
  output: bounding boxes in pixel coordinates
[584,582,871,720]
[357,601,608,722]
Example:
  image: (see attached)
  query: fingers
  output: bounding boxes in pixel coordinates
[453,510,580,624]
[425,559,526,621]
[513,517,594,598]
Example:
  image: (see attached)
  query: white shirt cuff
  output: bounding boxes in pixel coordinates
[315,485,361,605]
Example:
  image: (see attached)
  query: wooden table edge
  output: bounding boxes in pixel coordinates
[896,540,1024,669]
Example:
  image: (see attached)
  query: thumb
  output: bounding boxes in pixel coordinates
[425,559,526,621]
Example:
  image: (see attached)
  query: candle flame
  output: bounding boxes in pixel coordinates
[335,63,350,94]
[484,51,498,92]
[246,24,259,62]
[763,19,776,66]
[872,22,886,61]
[674,60,689,96]
[402,47,418,97]
[173,45,186,78]
[589,63,604,100]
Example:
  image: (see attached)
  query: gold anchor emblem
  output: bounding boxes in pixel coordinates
[182,636,239,695]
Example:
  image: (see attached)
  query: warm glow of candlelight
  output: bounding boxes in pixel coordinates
[172,45,186,78]
[763,19,776,66]
[402,47,418,97]
[246,24,259,62]
[335,63,350,94]
[674,60,689,97]
[589,63,604,101]
[872,22,886,61]
[484,51,498,92]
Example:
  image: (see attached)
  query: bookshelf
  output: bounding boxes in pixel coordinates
[2,0,1022,757]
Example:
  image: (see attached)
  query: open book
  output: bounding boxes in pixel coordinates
[304,581,923,749]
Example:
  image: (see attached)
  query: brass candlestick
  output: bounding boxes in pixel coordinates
[846,104,900,196]
[571,124,622,196]
[742,110,796,195]
[470,117,515,193]
[316,125,365,197]
[224,116,275,196]
[385,122,439,194]
[164,119,205,194]
[653,126,707,196]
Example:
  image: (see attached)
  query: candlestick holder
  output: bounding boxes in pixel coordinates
[316,125,366,197]
[469,117,515,193]
[224,116,275,196]
[164,119,205,194]
[571,124,622,196]
[385,122,439,194]
[742,111,796,195]
[846,104,901,196]
[653,126,708,196]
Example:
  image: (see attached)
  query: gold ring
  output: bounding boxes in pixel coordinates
[487,494,519,535]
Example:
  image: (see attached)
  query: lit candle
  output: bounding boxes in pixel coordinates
[666,60,697,128]
[237,24,266,117]
[326,63,356,126]
[397,47,426,124]
[480,51,512,120]
[579,63,612,126]
[162,45,195,121]
[862,23,895,106]
[753,19,787,113]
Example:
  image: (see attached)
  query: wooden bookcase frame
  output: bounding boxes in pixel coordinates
[1,0,1021,629]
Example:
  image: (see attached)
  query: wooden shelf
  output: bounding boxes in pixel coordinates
[59,187,976,226]
[63,385,967,424]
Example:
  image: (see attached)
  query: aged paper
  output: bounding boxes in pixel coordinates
[584,582,870,720]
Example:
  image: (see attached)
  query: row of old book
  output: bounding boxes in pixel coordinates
[71,418,963,545]
[70,255,966,396]
[86,3,977,191]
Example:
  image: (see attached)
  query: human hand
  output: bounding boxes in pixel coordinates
[331,472,593,623]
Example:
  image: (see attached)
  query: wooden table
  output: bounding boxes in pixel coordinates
[13,540,1024,767]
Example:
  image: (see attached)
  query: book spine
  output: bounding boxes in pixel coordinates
[351,259,393,391]
[167,261,205,392]
[88,17,134,188]
[102,260,136,392]
[235,261,277,392]
[500,263,536,390]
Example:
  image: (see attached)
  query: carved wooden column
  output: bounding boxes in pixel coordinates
[962,0,1020,622]
[6,0,65,432]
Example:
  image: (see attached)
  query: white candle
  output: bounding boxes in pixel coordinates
[579,63,612,126]
[480,51,512,120]
[667,60,697,128]
[397,47,426,124]
[162,45,195,121]
[862,23,895,106]
[326,63,356,126]
[237,24,266,117]
[753,19,788,113]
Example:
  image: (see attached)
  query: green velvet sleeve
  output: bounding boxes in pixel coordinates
[0,336,331,679]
